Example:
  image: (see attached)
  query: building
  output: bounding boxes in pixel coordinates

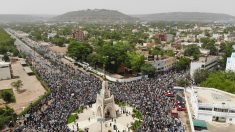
[188,87,235,124]
[190,56,219,77]
[226,52,235,72]
[96,81,116,118]
[72,30,86,41]
[154,33,167,41]
[0,61,11,80]
[148,57,176,72]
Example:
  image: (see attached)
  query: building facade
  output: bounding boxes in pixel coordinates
[226,52,235,72]
[190,56,219,77]
[72,30,86,41]
[188,87,235,124]
[149,57,176,72]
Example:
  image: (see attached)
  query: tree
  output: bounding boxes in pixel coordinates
[51,36,65,47]
[1,90,14,103]
[176,78,190,87]
[0,107,17,129]
[184,45,200,60]
[201,38,218,55]
[140,64,156,75]
[150,46,163,59]
[175,57,191,70]
[67,41,92,61]
[126,51,145,73]
[201,71,235,94]
[11,80,23,92]
[3,54,10,62]
[193,69,210,84]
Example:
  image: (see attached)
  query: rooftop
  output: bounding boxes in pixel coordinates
[194,87,235,107]
[0,61,10,67]
[192,56,218,64]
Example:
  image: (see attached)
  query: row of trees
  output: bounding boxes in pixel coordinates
[0,107,16,129]
[193,69,235,94]
[0,28,18,59]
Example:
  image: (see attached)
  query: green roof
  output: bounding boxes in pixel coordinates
[193,120,207,128]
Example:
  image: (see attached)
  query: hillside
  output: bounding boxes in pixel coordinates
[134,12,235,22]
[0,14,53,23]
[50,9,138,23]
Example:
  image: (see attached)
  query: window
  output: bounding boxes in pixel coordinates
[214,108,228,112]
[229,110,235,113]
[199,107,212,111]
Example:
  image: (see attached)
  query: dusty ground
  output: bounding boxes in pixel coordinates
[68,104,136,132]
[0,59,46,114]
[50,46,67,55]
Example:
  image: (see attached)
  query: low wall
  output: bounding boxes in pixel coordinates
[174,86,195,132]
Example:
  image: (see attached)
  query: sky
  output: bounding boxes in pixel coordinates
[0,0,235,16]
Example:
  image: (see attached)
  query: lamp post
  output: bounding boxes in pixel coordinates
[97,117,105,132]
[103,56,109,78]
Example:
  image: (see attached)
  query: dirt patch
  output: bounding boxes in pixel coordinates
[0,59,46,114]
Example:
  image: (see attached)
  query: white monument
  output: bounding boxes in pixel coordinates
[96,81,116,119]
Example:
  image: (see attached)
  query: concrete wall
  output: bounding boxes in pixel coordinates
[0,67,11,80]
[198,113,212,122]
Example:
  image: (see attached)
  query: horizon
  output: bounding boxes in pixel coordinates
[0,10,234,17]
[1,0,235,16]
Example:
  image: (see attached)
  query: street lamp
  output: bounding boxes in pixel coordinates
[97,117,105,132]
[103,56,109,78]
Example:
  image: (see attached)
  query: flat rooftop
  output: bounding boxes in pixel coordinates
[194,87,235,107]
[197,56,218,63]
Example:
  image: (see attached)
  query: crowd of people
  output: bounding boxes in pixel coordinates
[110,72,186,132]
[11,30,186,132]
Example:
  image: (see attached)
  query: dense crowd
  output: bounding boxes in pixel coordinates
[12,30,186,132]
[110,72,186,132]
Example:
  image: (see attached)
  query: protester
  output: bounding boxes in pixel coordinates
[13,31,185,132]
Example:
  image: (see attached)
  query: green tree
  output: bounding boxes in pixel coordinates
[1,90,14,103]
[67,41,92,61]
[3,54,10,62]
[176,78,190,87]
[126,51,145,73]
[184,45,200,60]
[150,46,164,59]
[201,71,235,94]
[193,69,210,84]
[11,80,23,92]
[175,57,191,70]
[51,36,65,47]
[140,64,156,75]
[0,107,16,129]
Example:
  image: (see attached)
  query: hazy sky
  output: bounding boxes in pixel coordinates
[1,0,235,16]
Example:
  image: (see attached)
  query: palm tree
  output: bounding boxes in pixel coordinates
[11,80,23,92]
[151,46,163,60]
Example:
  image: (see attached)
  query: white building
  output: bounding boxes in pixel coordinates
[149,57,176,72]
[188,87,235,124]
[0,61,11,80]
[190,56,219,77]
[226,52,235,72]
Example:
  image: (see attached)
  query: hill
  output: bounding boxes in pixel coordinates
[0,14,54,23]
[134,12,235,22]
[50,9,138,23]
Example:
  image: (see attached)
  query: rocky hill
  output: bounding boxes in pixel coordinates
[50,9,138,23]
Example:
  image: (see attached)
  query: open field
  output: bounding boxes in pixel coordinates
[0,58,46,114]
